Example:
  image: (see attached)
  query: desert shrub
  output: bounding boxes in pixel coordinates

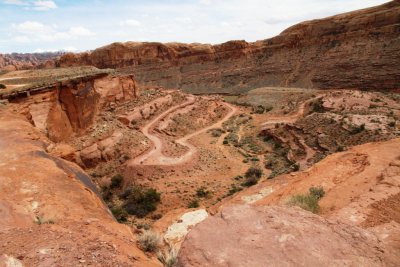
[245,167,263,180]
[196,187,210,198]
[242,176,259,187]
[388,121,396,127]
[110,174,124,189]
[311,98,325,113]
[309,186,325,200]
[188,199,199,208]
[228,184,242,196]
[157,247,177,267]
[350,123,365,135]
[253,105,265,114]
[0,84,6,89]
[292,163,300,171]
[111,206,128,222]
[123,187,161,218]
[287,186,325,213]
[138,231,161,252]
[287,194,320,213]
[242,167,263,186]
[209,128,224,137]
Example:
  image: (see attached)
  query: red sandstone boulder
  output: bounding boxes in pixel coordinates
[177,205,392,267]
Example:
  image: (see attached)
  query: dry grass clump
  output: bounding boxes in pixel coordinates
[138,231,161,252]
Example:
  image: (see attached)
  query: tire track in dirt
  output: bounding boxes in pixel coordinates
[129,97,237,166]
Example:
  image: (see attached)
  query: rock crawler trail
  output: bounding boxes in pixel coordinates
[129,97,237,166]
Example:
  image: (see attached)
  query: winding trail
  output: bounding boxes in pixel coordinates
[130,97,237,166]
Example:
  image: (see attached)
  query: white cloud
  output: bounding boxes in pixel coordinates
[3,0,29,5]
[12,21,53,34]
[32,0,57,11]
[3,0,57,10]
[120,19,142,27]
[63,46,77,52]
[33,46,77,52]
[2,0,389,53]
[174,17,192,24]
[12,21,95,43]
[68,26,95,36]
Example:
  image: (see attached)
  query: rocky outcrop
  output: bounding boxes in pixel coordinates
[58,1,400,93]
[0,52,62,71]
[0,107,158,267]
[177,205,396,267]
[13,74,139,142]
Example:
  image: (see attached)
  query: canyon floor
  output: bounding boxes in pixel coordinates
[0,67,399,266]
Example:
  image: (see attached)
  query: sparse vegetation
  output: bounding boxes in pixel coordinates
[110,174,124,189]
[309,186,325,199]
[188,199,200,208]
[310,98,325,113]
[242,167,263,187]
[122,186,161,218]
[34,216,55,225]
[196,186,211,198]
[138,231,161,252]
[286,186,326,213]
[350,123,365,135]
[227,184,243,196]
[110,206,128,222]
[157,247,177,267]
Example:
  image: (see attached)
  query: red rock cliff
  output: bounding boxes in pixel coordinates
[12,74,139,142]
[58,1,400,93]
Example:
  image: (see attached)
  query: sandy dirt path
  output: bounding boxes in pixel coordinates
[130,99,237,166]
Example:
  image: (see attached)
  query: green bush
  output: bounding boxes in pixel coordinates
[311,98,325,113]
[111,206,128,222]
[188,199,199,208]
[287,186,325,213]
[350,123,365,135]
[309,186,325,200]
[0,84,6,89]
[123,187,161,218]
[287,194,320,213]
[196,187,210,198]
[242,167,263,187]
[227,184,242,196]
[110,174,124,189]
[245,167,263,179]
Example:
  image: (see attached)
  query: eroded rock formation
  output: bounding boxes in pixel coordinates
[0,108,158,267]
[13,74,138,142]
[58,1,400,93]
[0,52,62,71]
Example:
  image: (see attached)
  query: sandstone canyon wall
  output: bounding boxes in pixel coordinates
[11,74,139,142]
[0,105,157,267]
[57,1,400,93]
[0,52,62,71]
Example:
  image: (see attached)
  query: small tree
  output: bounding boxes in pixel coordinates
[0,84,6,89]
[188,199,199,208]
[242,167,263,186]
[110,174,124,189]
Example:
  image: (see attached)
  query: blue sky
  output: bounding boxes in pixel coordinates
[0,0,389,53]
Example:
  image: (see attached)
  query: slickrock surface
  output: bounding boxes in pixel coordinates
[0,107,158,266]
[177,205,395,267]
[58,1,400,92]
